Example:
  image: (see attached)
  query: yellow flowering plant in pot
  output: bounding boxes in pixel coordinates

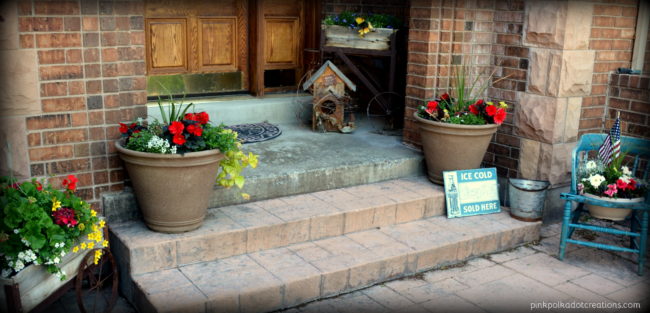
[0,175,106,281]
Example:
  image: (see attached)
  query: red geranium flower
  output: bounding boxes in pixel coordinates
[628,179,637,190]
[486,105,497,117]
[168,121,185,135]
[195,112,209,124]
[186,124,203,136]
[469,104,479,115]
[119,123,129,134]
[52,207,78,227]
[35,181,43,191]
[425,101,438,115]
[440,93,450,101]
[493,108,506,124]
[173,134,186,145]
[475,99,484,106]
[616,179,628,190]
[184,113,195,121]
[62,174,78,192]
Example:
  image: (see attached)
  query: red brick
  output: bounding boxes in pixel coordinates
[591,28,620,39]
[496,34,521,45]
[47,159,91,175]
[593,5,622,16]
[19,35,35,48]
[41,97,85,112]
[85,64,101,78]
[29,145,74,161]
[612,40,633,50]
[630,101,650,114]
[102,48,118,62]
[34,1,79,15]
[19,17,63,32]
[116,17,130,30]
[621,7,637,17]
[581,107,605,118]
[620,28,635,39]
[66,49,83,63]
[579,118,602,129]
[593,16,616,27]
[589,39,612,50]
[40,82,67,97]
[64,17,81,31]
[39,65,83,80]
[35,33,81,48]
[71,112,88,126]
[89,127,105,141]
[86,80,102,94]
[26,114,70,130]
[18,1,32,15]
[68,81,85,95]
[43,129,87,145]
[27,133,41,147]
[130,31,145,45]
[38,50,65,64]
[93,170,109,184]
[82,17,99,31]
[615,17,636,28]
[88,111,104,125]
[84,48,100,62]
[104,94,120,108]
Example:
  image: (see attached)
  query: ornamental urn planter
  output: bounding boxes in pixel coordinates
[322,25,396,50]
[414,112,498,185]
[584,194,644,221]
[115,141,224,233]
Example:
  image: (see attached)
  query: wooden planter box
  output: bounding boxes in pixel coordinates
[322,25,396,50]
[1,251,87,312]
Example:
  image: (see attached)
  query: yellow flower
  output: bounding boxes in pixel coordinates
[51,198,61,211]
[499,101,508,108]
[241,193,251,200]
[99,220,106,228]
[102,240,109,247]
[486,101,494,106]
[78,223,85,231]
[355,17,365,24]
[92,224,98,232]
[87,241,95,249]
[81,242,87,249]
[93,249,103,265]
[72,246,79,253]
[90,209,97,217]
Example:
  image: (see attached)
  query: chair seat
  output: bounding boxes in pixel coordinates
[560,192,649,210]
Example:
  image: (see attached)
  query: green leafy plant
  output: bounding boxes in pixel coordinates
[323,11,402,36]
[120,96,258,198]
[578,153,647,199]
[1,175,106,280]
[417,63,510,125]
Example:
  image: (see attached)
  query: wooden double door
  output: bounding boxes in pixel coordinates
[145,0,319,96]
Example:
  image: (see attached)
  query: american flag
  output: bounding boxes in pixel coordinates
[598,115,621,165]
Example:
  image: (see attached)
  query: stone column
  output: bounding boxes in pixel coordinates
[517,1,595,186]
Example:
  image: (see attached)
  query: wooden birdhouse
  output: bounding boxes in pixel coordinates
[303,61,357,133]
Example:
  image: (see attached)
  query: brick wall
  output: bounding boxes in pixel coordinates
[1,0,147,210]
[580,1,638,137]
[606,73,650,139]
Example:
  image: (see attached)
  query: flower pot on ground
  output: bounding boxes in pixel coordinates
[413,64,508,185]
[577,155,647,221]
[115,96,258,233]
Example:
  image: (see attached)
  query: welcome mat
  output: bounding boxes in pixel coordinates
[226,122,282,144]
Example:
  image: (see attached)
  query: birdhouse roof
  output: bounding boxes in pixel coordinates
[302,60,357,92]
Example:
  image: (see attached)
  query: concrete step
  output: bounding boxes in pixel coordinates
[110,177,445,278]
[129,211,540,313]
[103,120,423,224]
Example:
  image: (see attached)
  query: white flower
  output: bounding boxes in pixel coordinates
[1,269,11,278]
[17,252,25,260]
[588,174,606,188]
[60,251,66,257]
[147,135,171,154]
[585,160,597,170]
[620,175,631,184]
[137,117,144,123]
[621,166,632,176]
[21,238,30,246]
[55,271,63,279]
[33,259,40,265]
[170,145,177,154]
[13,260,24,272]
[13,229,19,234]
[53,257,60,264]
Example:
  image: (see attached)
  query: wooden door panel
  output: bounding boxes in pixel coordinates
[146,18,187,74]
[264,17,298,68]
[199,18,237,72]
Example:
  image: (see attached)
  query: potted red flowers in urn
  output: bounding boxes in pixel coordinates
[115,97,258,233]
[414,64,508,184]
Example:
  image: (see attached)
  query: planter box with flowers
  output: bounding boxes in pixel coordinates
[577,155,647,221]
[115,96,258,233]
[1,175,107,312]
[322,12,401,50]
[414,64,509,185]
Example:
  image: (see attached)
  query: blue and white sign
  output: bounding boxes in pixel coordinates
[443,168,500,218]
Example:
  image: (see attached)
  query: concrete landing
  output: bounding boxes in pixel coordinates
[129,211,540,313]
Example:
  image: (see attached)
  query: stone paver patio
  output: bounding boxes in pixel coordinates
[46,222,648,312]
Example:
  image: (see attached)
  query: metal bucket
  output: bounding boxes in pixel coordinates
[508,178,550,222]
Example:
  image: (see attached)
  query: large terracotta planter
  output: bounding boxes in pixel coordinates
[414,112,498,185]
[115,142,224,233]
[584,194,644,221]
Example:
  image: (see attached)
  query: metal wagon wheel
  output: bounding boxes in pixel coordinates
[75,247,119,313]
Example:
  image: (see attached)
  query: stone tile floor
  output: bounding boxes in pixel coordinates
[46,222,648,312]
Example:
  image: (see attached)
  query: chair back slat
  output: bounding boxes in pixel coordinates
[632,155,639,176]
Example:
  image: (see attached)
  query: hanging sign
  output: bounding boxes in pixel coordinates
[443,168,501,218]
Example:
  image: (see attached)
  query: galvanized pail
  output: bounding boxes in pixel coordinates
[508,178,550,222]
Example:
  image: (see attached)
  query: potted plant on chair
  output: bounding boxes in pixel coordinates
[413,64,508,184]
[115,96,258,233]
[577,155,647,221]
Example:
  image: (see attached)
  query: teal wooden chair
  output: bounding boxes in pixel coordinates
[558,133,650,275]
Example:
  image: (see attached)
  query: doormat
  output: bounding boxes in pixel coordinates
[225,122,282,144]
